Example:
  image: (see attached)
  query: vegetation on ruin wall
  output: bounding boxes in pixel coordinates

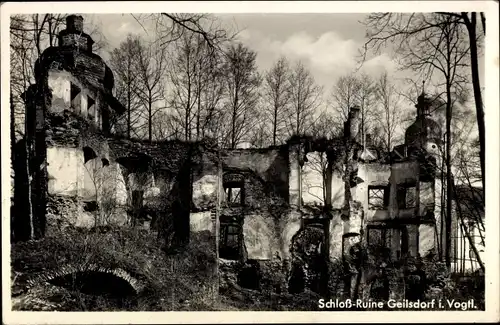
[339,243,485,310]
[45,109,107,150]
[11,226,217,311]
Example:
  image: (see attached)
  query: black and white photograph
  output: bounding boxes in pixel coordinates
[2,1,499,323]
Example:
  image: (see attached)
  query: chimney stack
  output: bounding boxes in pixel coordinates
[345,106,361,141]
[366,133,372,147]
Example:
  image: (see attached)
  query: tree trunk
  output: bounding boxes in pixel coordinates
[463,12,485,191]
[196,91,201,141]
[127,86,131,139]
[445,83,453,268]
[231,93,238,149]
[273,105,278,146]
[480,12,486,35]
[148,97,152,143]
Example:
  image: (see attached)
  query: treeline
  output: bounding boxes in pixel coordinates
[10,13,484,163]
[109,21,414,151]
[9,12,485,270]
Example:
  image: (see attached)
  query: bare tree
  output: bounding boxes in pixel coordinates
[151,108,180,141]
[287,61,323,136]
[197,50,226,141]
[373,71,405,151]
[133,13,234,52]
[328,73,376,140]
[248,118,269,148]
[328,74,362,136]
[363,13,472,267]
[135,39,168,143]
[356,73,377,145]
[437,12,485,189]
[168,32,202,141]
[362,11,483,178]
[222,43,261,148]
[168,31,226,141]
[263,56,291,146]
[303,112,339,205]
[110,34,142,139]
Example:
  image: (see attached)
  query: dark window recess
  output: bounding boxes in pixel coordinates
[88,96,96,121]
[101,158,109,167]
[366,225,408,259]
[70,83,81,112]
[83,201,98,212]
[102,106,110,134]
[368,185,390,210]
[397,184,417,209]
[83,147,97,164]
[219,223,242,260]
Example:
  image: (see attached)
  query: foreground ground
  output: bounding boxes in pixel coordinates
[10,226,484,311]
[10,226,324,311]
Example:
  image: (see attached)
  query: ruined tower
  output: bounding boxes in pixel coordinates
[405,91,442,158]
[14,15,125,241]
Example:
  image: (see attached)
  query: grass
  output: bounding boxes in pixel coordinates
[11,225,485,311]
[10,224,328,311]
[11,226,218,311]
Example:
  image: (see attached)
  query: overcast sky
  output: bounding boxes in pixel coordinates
[84,13,484,117]
[88,13,395,90]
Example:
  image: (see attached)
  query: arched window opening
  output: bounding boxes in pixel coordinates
[70,83,81,113]
[88,96,96,122]
[101,158,109,167]
[83,146,97,164]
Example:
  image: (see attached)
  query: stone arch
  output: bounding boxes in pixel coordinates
[26,263,144,297]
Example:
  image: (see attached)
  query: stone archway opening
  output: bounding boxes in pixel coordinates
[237,260,261,291]
[27,265,143,301]
[288,224,328,294]
[48,270,137,298]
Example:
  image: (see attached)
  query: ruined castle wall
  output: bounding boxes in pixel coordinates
[47,147,84,197]
[48,69,71,111]
[419,223,437,257]
[390,160,419,220]
[207,147,296,262]
[190,211,213,233]
[279,210,302,260]
[222,147,289,207]
[418,178,438,257]
[329,211,347,261]
[243,213,280,260]
[289,148,301,206]
[48,68,105,131]
[355,162,391,222]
